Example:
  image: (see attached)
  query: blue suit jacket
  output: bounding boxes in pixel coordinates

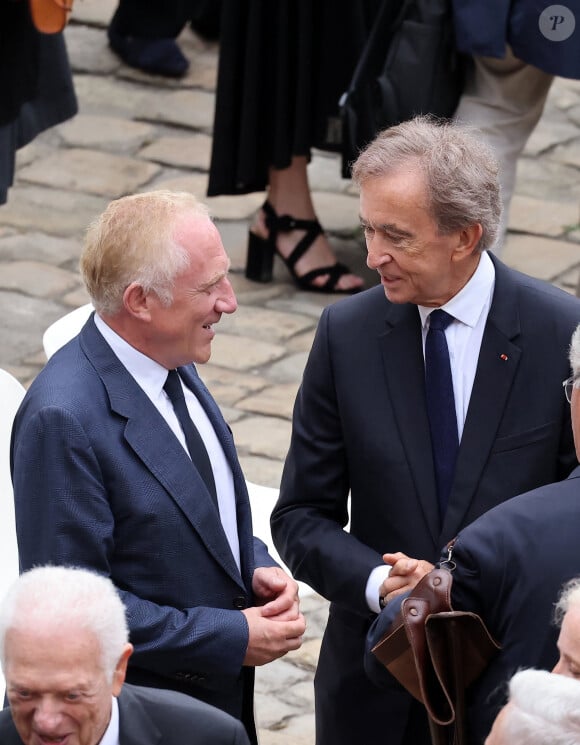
[0,683,250,745]
[11,316,276,731]
[271,254,580,745]
[451,0,580,79]
[366,466,580,744]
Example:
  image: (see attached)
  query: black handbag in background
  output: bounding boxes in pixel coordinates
[339,0,468,177]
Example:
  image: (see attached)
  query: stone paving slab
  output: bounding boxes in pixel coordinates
[18,149,160,198]
[263,352,312,385]
[135,88,216,131]
[236,382,300,421]
[139,133,213,170]
[503,233,580,281]
[0,185,107,236]
[0,232,81,266]
[218,305,315,343]
[71,0,116,26]
[210,333,287,371]
[516,156,580,203]
[508,195,579,237]
[257,713,315,745]
[65,24,119,75]
[57,114,156,153]
[0,292,68,366]
[0,261,81,299]
[231,415,293,461]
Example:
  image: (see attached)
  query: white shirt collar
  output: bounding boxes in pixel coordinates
[417,250,495,328]
[94,313,168,398]
[98,696,119,745]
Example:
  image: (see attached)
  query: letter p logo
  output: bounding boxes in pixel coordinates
[539,5,576,40]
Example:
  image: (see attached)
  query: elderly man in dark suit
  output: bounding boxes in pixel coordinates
[0,565,250,745]
[10,190,305,745]
[366,322,580,743]
[270,116,580,745]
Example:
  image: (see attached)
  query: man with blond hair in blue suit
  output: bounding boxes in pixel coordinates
[10,190,305,745]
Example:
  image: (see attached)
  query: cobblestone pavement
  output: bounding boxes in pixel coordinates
[1,3,580,743]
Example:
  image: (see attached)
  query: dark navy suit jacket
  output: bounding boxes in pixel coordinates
[10,316,276,734]
[271,254,580,745]
[366,466,580,744]
[0,683,251,744]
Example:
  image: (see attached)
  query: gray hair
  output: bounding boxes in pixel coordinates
[501,669,580,744]
[569,324,580,380]
[351,115,502,252]
[555,576,580,627]
[80,190,211,315]
[0,566,129,682]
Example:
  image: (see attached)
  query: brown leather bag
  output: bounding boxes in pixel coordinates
[28,0,73,34]
[371,567,500,745]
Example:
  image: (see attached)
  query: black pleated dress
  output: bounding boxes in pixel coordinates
[208,0,381,196]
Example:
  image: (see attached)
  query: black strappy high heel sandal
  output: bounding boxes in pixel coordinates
[245,201,361,294]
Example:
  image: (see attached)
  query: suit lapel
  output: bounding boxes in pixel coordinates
[441,256,522,540]
[380,302,440,547]
[117,686,161,745]
[0,711,24,744]
[79,317,244,587]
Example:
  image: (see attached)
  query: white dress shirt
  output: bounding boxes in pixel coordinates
[365,251,496,612]
[99,696,119,745]
[94,314,241,571]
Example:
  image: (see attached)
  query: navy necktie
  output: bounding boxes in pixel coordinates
[164,369,218,506]
[425,309,458,520]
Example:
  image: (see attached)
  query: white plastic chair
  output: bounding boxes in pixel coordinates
[43,307,314,596]
[0,369,26,700]
[42,302,93,360]
[246,480,313,598]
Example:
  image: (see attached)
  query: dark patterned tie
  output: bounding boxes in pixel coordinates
[164,369,218,506]
[425,309,458,521]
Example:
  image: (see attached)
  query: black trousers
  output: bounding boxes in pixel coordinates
[110,0,221,39]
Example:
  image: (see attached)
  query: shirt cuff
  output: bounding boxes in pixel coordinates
[365,564,392,614]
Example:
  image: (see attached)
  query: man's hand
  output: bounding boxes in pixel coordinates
[241,606,306,666]
[379,552,434,605]
[241,566,306,666]
[252,566,300,621]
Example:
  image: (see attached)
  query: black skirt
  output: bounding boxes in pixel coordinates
[208,0,381,196]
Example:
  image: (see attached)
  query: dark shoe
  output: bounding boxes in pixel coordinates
[245,201,361,294]
[108,26,189,78]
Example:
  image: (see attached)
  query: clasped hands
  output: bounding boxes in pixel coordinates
[242,566,306,666]
[379,552,434,608]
